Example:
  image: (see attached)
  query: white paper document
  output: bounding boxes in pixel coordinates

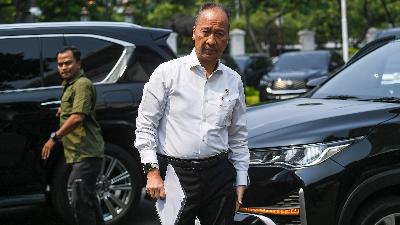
[156,164,186,225]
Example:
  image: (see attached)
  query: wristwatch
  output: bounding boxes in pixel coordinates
[143,163,159,174]
[50,132,59,142]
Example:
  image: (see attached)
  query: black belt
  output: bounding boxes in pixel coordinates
[157,152,228,169]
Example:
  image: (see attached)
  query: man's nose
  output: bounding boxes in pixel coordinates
[60,64,67,70]
[206,34,217,45]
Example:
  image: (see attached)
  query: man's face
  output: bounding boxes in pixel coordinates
[57,50,81,81]
[192,8,229,64]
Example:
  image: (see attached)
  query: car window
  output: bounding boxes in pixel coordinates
[65,36,124,82]
[312,40,400,99]
[0,38,42,91]
[42,37,64,87]
[245,56,271,75]
[273,52,328,71]
[118,47,168,83]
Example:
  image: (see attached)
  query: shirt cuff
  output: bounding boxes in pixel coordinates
[235,170,248,186]
[139,149,158,164]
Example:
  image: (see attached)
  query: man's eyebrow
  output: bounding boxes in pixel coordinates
[58,60,73,64]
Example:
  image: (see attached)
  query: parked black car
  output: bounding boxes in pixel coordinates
[258,50,344,101]
[233,54,272,88]
[375,27,400,39]
[0,22,175,224]
[235,36,400,225]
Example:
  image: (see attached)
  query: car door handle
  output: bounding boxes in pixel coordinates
[40,100,61,108]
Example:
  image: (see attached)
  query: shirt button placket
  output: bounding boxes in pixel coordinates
[201,72,208,154]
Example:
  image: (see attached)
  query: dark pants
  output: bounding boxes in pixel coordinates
[68,157,105,225]
[158,153,237,225]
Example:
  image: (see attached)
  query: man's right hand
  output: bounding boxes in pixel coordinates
[146,169,166,200]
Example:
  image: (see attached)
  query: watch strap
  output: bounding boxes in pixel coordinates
[143,163,159,174]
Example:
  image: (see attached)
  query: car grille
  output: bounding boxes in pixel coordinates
[274,191,300,208]
[273,191,301,225]
[272,80,306,90]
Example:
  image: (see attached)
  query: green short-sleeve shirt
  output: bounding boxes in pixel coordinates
[60,73,104,163]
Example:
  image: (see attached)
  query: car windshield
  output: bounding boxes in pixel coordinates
[312,40,400,100]
[272,52,328,71]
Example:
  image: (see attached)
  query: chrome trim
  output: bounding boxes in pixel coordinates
[0,33,134,48]
[236,212,277,225]
[299,188,308,225]
[63,34,134,48]
[0,194,45,207]
[0,21,142,30]
[101,46,135,83]
[0,34,136,93]
[0,85,61,94]
[266,89,308,94]
[40,100,61,106]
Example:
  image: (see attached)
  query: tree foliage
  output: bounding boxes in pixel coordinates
[1,0,400,55]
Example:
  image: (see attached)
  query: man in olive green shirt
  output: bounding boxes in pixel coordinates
[41,46,105,225]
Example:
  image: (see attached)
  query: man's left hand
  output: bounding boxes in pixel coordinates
[42,139,55,160]
[235,185,246,212]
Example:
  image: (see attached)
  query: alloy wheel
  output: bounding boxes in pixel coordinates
[375,213,400,225]
[67,155,133,222]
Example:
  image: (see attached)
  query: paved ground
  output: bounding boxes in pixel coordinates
[0,196,160,225]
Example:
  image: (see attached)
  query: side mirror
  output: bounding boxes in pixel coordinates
[306,76,328,89]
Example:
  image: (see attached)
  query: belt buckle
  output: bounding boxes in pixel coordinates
[189,160,202,168]
[192,160,201,165]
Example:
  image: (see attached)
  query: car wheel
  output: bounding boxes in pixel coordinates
[50,143,143,225]
[354,196,400,225]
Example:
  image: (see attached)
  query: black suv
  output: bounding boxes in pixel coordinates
[258,50,344,101]
[235,36,400,225]
[0,22,175,224]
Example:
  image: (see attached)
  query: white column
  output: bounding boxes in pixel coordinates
[230,28,246,56]
[298,30,316,51]
[365,27,378,43]
[341,0,349,62]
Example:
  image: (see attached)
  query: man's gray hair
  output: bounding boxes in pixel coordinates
[194,2,231,28]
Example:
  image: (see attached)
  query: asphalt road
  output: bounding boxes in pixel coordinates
[0,195,160,225]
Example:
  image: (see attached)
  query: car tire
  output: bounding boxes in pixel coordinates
[354,196,400,225]
[50,143,143,225]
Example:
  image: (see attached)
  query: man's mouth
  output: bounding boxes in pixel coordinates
[204,48,217,53]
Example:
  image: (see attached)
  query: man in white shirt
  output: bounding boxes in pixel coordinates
[135,3,249,225]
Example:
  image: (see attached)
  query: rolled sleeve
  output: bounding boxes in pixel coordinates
[228,80,250,186]
[134,67,168,164]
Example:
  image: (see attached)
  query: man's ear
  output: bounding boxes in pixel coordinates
[192,26,196,40]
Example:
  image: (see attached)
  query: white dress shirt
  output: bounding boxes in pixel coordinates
[134,49,249,186]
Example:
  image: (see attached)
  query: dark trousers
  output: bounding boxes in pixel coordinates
[158,154,237,225]
[68,157,105,225]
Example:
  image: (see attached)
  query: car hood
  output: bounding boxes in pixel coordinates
[267,69,326,80]
[247,98,400,148]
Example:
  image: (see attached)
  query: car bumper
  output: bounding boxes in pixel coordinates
[237,159,345,225]
[234,212,278,225]
[259,86,307,100]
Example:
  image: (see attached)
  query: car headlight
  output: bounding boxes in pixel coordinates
[250,137,363,168]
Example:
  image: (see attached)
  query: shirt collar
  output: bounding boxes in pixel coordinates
[62,70,84,86]
[187,48,223,75]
